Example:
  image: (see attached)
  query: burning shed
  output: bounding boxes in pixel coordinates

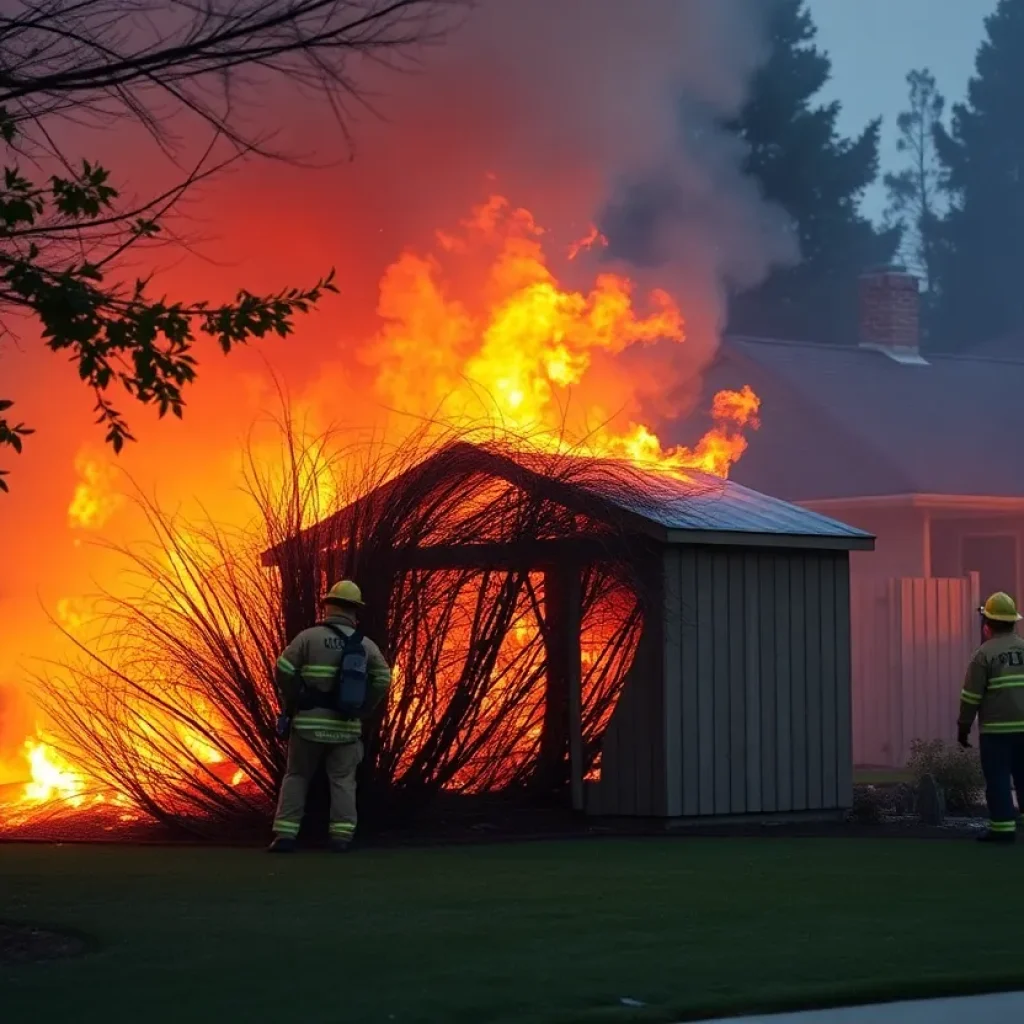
[264,439,874,823]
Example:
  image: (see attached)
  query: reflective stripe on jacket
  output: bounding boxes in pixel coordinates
[959,632,1024,735]
[275,612,391,744]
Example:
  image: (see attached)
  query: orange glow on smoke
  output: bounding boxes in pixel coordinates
[0,191,760,829]
[567,224,608,261]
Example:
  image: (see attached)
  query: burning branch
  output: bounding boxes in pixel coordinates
[16,414,652,838]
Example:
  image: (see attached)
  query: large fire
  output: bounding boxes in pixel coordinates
[0,192,760,831]
[3,738,142,829]
[366,195,759,475]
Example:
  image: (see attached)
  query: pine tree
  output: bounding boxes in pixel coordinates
[884,69,946,298]
[727,0,898,344]
[932,0,1024,350]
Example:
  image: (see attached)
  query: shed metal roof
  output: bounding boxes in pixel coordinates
[263,442,875,563]
[545,455,874,549]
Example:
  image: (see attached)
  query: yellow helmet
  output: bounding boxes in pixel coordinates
[324,580,364,608]
[980,592,1022,623]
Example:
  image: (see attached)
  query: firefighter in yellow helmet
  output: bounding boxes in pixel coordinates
[958,591,1024,843]
[269,580,391,853]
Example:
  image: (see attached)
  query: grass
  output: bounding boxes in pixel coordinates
[3,838,1024,1023]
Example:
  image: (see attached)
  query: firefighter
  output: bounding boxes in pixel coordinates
[269,580,391,853]
[957,591,1024,843]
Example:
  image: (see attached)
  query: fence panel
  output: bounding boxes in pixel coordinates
[851,575,978,767]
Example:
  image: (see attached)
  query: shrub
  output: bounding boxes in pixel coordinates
[848,786,886,824]
[906,739,984,811]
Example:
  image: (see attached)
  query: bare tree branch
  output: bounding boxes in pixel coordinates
[0,0,470,488]
[15,417,648,838]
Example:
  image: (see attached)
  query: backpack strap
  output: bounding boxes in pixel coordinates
[319,622,364,648]
[317,622,368,720]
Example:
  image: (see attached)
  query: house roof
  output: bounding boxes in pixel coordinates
[694,336,1024,503]
[262,442,874,564]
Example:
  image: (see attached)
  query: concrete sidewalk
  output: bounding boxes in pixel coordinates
[691,991,1024,1023]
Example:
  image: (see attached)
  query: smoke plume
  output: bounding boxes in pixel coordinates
[274,0,795,423]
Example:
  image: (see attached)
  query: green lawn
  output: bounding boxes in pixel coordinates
[2,838,1024,1023]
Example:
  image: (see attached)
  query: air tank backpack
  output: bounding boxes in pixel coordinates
[325,623,370,716]
[298,624,370,718]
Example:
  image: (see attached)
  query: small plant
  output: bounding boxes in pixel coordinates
[906,739,984,811]
[848,786,886,824]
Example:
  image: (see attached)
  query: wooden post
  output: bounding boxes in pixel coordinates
[565,569,584,813]
[541,566,584,810]
[538,570,567,795]
[968,570,982,645]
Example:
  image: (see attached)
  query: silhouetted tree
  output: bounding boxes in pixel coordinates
[932,0,1024,351]
[726,0,898,344]
[0,0,463,490]
[884,69,946,299]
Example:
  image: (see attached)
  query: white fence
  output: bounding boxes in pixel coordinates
[851,575,980,767]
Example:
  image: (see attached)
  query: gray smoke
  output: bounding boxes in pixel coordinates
[281,0,797,413]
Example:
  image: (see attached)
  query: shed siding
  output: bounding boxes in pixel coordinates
[668,546,853,816]
[587,545,855,818]
[757,554,778,812]
[586,610,666,817]
[835,557,854,806]
[663,549,684,817]
[774,555,792,810]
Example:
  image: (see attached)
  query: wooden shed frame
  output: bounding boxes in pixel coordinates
[264,443,875,820]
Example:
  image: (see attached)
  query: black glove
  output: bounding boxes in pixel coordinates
[275,712,291,739]
[957,726,971,749]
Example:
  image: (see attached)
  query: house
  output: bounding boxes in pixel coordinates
[691,267,1024,766]
[263,441,873,822]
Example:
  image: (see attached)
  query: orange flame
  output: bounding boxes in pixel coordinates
[22,739,87,806]
[1,192,761,829]
[367,194,758,477]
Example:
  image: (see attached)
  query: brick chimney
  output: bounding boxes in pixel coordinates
[858,265,921,356]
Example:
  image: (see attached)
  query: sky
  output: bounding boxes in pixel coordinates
[810,0,999,221]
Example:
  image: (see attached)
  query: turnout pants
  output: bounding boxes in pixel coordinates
[272,733,363,844]
[979,732,1024,835]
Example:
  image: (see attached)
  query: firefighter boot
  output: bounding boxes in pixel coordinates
[976,829,1015,844]
[329,838,352,854]
[267,837,297,853]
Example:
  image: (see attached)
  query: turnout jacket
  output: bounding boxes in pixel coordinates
[959,632,1024,735]
[275,611,391,744]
